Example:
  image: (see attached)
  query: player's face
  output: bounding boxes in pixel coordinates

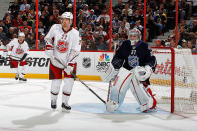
[62,18,71,28]
[129,34,138,41]
[18,36,25,44]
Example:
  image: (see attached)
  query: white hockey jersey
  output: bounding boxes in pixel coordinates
[45,24,81,69]
[5,38,29,60]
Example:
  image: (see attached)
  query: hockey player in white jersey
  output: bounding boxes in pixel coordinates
[1,32,29,81]
[101,28,157,113]
[45,12,81,111]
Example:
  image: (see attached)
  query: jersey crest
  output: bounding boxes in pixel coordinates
[56,40,69,53]
[15,48,24,55]
[128,55,139,68]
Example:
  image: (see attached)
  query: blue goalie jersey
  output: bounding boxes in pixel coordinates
[112,40,157,72]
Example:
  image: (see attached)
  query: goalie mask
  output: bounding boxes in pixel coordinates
[129,28,141,46]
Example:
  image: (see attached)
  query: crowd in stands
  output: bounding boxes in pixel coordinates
[0,0,37,49]
[0,0,196,52]
[177,0,197,53]
[153,0,197,53]
[146,0,176,42]
[76,0,110,51]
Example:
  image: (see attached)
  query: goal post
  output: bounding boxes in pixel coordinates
[151,47,197,113]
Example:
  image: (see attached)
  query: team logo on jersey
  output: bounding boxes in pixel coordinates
[56,40,68,53]
[82,57,91,68]
[96,54,110,72]
[128,55,139,68]
[15,48,24,55]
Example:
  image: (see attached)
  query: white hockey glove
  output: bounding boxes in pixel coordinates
[106,100,119,113]
[135,65,152,82]
[64,63,74,75]
[45,44,54,58]
[100,63,119,82]
[7,51,11,56]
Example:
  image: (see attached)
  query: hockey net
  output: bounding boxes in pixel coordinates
[150,48,197,113]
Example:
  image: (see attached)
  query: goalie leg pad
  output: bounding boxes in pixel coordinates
[129,76,157,112]
[107,67,134,112]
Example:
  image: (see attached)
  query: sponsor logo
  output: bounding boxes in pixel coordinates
[154,58,186,77]
[82,57,91,68]
[96,54,110,72]
[0,57,50,67]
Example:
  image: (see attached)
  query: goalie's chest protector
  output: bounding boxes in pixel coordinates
[116,40,150,70]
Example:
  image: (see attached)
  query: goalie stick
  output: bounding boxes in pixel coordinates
[53,56,106,104]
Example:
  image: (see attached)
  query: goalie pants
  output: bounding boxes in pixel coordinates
[49,62,77,104]
[109,67,157,112]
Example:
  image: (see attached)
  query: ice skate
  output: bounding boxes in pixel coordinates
[51,100,57,110]
[62,103,71,112]
[15,74,19,80]
[19,77,27,81]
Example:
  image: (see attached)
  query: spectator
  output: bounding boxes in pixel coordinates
[13,14,23,27]
[38,21,45,34]
[26,33,35,49]
[38,33,46,50]
[113,0,125,15]
[155,39,164,47]
[97,35,108,51]
[181,39,188,48]
[21,5,31,20]
[89,9,97,22]
[112,15,121,33]
[79,22,86,36]
[6,27,16,40]
[82,4,90,17]
[19,20,32,33]
[9,0,20,18]
[118,22,129,36]
[20,0,31,11]
[0,27,6,43]
[96,9,110,23]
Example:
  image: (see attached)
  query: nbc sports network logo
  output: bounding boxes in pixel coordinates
[96,53,110,72]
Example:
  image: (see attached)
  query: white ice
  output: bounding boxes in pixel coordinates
[0,78,197,131]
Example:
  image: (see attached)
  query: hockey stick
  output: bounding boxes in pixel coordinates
[53,56,106,104]
[8,55,25,60]
[0,59,39,63]
[71,72,106,104]
[6,55,40,64]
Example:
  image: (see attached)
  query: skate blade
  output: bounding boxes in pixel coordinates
[62,108,70,113]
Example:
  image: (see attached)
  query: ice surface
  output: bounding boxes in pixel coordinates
[0,78,197,131]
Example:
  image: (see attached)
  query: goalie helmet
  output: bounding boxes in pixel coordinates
[129,28,142,45]
[61,12,73,20]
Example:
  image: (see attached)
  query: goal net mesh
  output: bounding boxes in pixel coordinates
[150,48,197,113]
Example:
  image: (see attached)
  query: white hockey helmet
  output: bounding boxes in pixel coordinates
[61,12,73,20]
[129,28,141,45]
[18,32,25,37]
